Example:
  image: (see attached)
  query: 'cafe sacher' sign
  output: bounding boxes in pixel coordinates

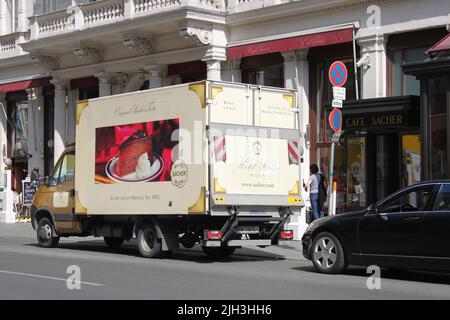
[343,112,407,130]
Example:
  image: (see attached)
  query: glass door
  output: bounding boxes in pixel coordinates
[345,137,367,211]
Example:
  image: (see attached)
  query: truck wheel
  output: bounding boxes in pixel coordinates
[37,217,60,248]
[311,232,346,274]
[137,223,162,258]
[202,246,236,259]
[104,237,125,248]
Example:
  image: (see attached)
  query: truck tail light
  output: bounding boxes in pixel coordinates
[279,230,293,240]
[205,230,222,240]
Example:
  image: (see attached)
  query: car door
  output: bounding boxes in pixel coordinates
[358,185,434,258]
[422,184,450,260]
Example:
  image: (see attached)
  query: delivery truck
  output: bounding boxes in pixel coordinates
[31,80,305,258]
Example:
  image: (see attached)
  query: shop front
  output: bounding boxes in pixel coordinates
[327,96,421,213]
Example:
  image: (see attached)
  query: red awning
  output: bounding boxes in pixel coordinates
[0,77,51,93]
[228,28,353,59]
[426,33,450,54]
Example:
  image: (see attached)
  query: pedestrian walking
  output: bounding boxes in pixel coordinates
[304,164,327,222]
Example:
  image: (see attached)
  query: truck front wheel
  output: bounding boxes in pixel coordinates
[202,246,236,259]
[137,223,162,258]
[37,217,60,248]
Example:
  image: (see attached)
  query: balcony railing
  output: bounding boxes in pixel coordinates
[0,32,27,59]
[29,0,226,40]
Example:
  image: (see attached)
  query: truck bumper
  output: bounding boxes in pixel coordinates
[203,239,291,247]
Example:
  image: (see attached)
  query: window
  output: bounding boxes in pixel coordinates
[434,185,450,211]
[391,47,426,96]
[378,186,433,213]
[42,0,56,14]
[49,152,75,186]
[427,76,449,180]
[241,53,284,88]
[12,101,28,156]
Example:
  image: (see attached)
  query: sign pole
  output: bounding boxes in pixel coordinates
[328,61,347,216]
[328,140,335,215]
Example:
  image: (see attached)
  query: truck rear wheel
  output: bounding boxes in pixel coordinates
[104,237,125,248]
[202,246,236,259]
[37,217,60,248]
[137,223,162,258]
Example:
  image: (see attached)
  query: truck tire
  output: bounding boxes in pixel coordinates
[37,217,60,248]
[311,232,346,274]
[104,237,125,248]
[137,223,162,258]
[202,246,236,259]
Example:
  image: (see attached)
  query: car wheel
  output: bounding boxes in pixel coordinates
[202,246,236,259]
[37,217,60,248]
[137,223,162,258]
[311,232,346,274]
[104,237,125,248]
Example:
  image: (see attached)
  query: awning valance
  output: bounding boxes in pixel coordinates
[0,77,51,93]
[228,28,353,59]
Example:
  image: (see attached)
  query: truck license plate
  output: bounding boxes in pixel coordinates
[235,226,259,234]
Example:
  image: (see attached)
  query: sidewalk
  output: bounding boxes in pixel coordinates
[0,222,306,261]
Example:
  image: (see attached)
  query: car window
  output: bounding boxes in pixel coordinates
[59,153,75,184]
[378,186,434,213]
[433,184,450,211]
[48,152,75,186]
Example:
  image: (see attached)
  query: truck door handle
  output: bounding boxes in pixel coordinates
[404,216,421,222]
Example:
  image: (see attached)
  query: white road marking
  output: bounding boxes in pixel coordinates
[0,269,103,287]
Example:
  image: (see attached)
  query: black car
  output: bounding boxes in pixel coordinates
[302,180,450,274]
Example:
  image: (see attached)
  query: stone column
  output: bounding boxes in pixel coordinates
[66,87,77,144]
[256,71,264,85]
[0,93,7,186]
[26,88,45,175]
[221,59,241,82]
[94,72,113,97]
[51,79,67,165]
[144,65,165,89]
[357,33,387,99]
[282,49,310,240]
[203,59,222,81]
[17,0,27,33]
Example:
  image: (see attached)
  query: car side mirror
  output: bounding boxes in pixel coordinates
[368,204,378,214]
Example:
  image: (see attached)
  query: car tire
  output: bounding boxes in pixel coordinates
[37,217,60,248]
[137,223,162,258]
[104,237,125,248]
[311,232,346,274]
[202,246,236,259]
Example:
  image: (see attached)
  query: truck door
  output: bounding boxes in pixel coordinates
[42,151,79,233]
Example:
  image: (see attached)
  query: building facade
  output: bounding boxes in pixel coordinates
[0,0,448,236]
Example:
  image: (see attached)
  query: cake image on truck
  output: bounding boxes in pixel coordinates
[31,81,305,258]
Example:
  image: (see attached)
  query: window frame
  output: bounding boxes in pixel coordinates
[377,185,436,214]
[48,151,75,186]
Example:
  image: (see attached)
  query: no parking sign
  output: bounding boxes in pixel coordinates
[329,61,348,87]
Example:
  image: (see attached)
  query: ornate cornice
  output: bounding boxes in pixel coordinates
[122,35,155,55]
[30,54,60,71]
[73,47,104,64]
[228,0,389,29]
[179,26,212,46]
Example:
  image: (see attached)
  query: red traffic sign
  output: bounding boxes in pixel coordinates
[329,61,348,87]
[329,108,343,133]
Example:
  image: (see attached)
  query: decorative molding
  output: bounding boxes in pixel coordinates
[30,54,60,71]
[228,0,389,29]
[73,47,105,64]
[122,35,155,55]
[179,26,212,46]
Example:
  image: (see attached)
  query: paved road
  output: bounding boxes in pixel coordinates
[1,223,450,300]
